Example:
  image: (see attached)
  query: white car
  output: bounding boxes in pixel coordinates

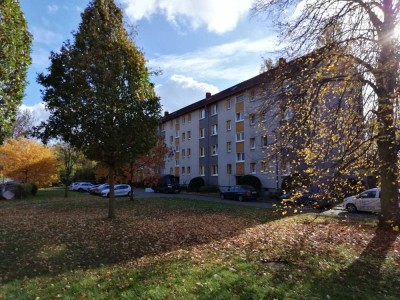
[101,184,132,197]
[72,182,94,192]
[343,188,400,213]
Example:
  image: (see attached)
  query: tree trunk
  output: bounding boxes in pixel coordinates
[377,3,400,228]
[108,166,116,219]
[129,163,134,201]
[64,183,68,198]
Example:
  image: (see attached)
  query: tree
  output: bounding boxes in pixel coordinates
[253,0,400,227]
[0,137,59,187]
[35,0,161,218]
[12,108,36,138]
[0,0,32,144]
[54,143,85,198]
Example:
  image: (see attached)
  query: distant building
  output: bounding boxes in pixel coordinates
[159,50,363,192]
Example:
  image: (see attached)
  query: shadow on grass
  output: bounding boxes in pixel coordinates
[321,228,400,299]
[0,190,280,283]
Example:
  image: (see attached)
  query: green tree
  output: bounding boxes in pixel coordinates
[35,0,161,218]
[0,0,32,144]
[54,143,85,198]
[253,0,400,227]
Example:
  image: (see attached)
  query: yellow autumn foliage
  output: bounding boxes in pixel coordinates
[0,138,59,187]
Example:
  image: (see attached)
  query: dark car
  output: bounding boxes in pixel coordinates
[280,191,332,209]
[220,185,258,201]
[153,175,180,193]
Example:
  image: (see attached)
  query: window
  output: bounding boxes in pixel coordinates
[200,165,205,176]
[226,98,232,110]
[250,138,256,149]
[281,155,291,175]
[187,130,191,140]
[170,136,173,143]
[200,147,205,157]
[211,124,218,135]
[175,131,179,138]
[262,136,268,147]
[175,118,179,124]
[250,163,256,174]
[182,167,186,174]
[249,113,256,125]
[226,142,231,153]
[236,152,245,162]
[175,160,179,166]
[261,111,267,122]
[170,167,173,174]
[236,111,244,122]
[200,109,206,119]
[236,132,244,142]
[250,90,255,101]
[188,113,191,123]
[182,116,185,124]
[211,144,218,156]
[182,132,186,141]
[187,148,191,157]
[175,145,180,152]
[211,164,218,176]
[260,162,268,173]
[226,120,231,131]
[181,149,186,158]
[236,95,245,103]
[227,164,232,174]
[200,128,205,138]
[211,104,218,115]
[187,166,191,175]
[283,108,294,121]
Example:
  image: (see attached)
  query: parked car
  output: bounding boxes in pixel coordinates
[220,185,258,201]
[72,182,94,192]
[342,188,400,213]
[153,175,180,194]
[101,184,132,197]
[280,191,332,209]
[90,184,109,195]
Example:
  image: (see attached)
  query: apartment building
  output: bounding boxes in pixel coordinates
[160,72,284,191]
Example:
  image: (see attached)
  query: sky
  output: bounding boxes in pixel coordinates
[19,0,285,123]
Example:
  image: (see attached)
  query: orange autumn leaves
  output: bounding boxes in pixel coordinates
[0,138,59,187]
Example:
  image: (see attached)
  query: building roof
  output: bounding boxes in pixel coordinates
[161,71,271,123]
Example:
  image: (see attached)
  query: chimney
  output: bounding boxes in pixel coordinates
[278,57,286,66]
[206,92,212,98]
[164,111,169,117]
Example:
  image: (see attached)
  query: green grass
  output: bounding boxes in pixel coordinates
[1,188,399,299]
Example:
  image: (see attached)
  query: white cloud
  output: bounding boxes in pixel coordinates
[156,75,219,112]
[20,103,50,126]
[150,35,280,82]
[119,0,254,33]
[31,26,63,46]
[47,5,59,14]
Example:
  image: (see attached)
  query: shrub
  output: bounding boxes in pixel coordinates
[198,185,220,193]
[31,183,38,196]
[237,175,262,190]
[187,177,205,192]
[8,183,32,199]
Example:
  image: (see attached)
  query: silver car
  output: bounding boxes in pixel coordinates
[101,184,132,197]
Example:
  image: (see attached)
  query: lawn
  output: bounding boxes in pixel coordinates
[0,188,399,299]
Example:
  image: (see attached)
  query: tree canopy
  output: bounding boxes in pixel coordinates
[0,0,32,144]
[35,0,161,218]
[0,137,59,187]
[253,0,400,227]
